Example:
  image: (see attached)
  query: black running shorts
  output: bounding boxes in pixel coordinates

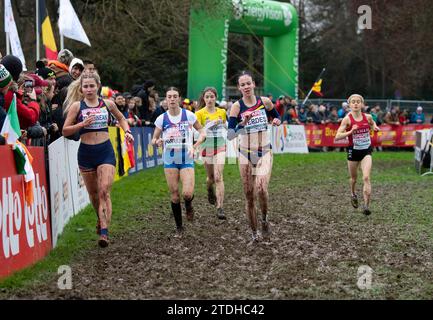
[347,146,373,162]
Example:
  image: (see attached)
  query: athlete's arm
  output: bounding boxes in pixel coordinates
[262,96,281,126]
[335,116,357,141]
[106,100,134,142]
[193,121,206,148]
[227,101,249,140]
[62,102,90,136]
[151,127,163,147]
[367,114,380,132]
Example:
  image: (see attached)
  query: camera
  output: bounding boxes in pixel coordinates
[24,79,34,95]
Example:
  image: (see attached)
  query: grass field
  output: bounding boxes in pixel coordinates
[1,151,432,299]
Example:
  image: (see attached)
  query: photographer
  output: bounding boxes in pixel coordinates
[2,57,41,130]
[20,75,46,145]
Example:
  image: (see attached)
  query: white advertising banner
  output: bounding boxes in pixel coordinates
[48,137,74,248]
[66,139,90,214]
[271,125,309,154]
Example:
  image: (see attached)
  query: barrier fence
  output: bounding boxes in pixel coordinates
[0,146,52,278]
[304,124,433,148]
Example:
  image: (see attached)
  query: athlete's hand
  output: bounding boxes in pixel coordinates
[350,124,359,133]
[373,124,380,132]
[82,115,95,127]
[272,118,281,126]
[188,146,195,159]
[125,132,134,143]
[152,138,162,147]
[241,112,252,126]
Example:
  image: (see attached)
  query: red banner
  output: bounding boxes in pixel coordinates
[0,146,52,279]
[305,124,433,147]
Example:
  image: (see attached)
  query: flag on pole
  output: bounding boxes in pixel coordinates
[0,93,20,144]
[39,0,58,60]
[312,79,324,97]
[1,94,35,204]
[302,68,326,106]
[58,0,91,47]
[4,0,27,70]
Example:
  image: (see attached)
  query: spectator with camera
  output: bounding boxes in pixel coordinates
[1,57,41,131]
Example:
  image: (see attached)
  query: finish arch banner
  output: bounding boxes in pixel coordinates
[188,0,298,101]
[0,146,52,279]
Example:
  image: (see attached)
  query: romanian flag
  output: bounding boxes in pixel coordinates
[312,79,324,97]
[39,0,58,60]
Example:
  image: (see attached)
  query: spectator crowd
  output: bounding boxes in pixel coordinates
[1,50,433,148]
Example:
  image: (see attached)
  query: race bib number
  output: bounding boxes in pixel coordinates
[82,108,109,130]
[242,108,268,133]
[163,124,192,149]
[205,120,226,138]
[353,128,371,150]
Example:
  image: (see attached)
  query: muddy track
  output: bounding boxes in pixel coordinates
[3,178,433,300]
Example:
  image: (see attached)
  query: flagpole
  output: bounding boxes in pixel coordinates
[36,0,40,61]
[5,0,10,55]
[6,32,10,54]
[301,67,326,106]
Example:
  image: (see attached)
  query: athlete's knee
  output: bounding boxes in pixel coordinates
[257,187,268,199]
[350,176,357,184]
[183,192,194,201]
[214,172,223,184]
[207,176,215,185]
[170,191,180,203]
[98,187,110,201]
[363,175,370,185]
[245,193,254,206]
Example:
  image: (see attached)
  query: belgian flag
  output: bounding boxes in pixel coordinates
[39,0,58,60]
[312,79,324,97]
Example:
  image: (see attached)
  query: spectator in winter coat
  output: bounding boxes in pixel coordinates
[1,63,40,130]
[410,106,426,124]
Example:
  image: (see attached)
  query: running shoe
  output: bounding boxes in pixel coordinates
[351,194,359,208]
[174,226,184,238]
[261,220,271,241]
[207,187,216,205]
[217,208,226,220]
[251,232,259,243]
[98,234,109,248]
[363,206,372,216]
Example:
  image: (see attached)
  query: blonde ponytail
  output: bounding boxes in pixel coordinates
[63,79,83,116]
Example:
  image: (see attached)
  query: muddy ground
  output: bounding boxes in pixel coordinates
[2,155,433,300]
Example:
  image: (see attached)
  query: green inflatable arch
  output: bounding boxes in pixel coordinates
[187,0,299,102]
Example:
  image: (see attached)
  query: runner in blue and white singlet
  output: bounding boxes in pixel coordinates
[155,107,196,169]
[152,87,206,235]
